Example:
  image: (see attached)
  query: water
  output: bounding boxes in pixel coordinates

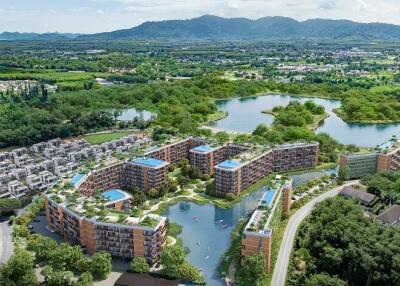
[116,108,154,121]
[208,94,400,147]
[163,189,266,286]
[163,170,338,286]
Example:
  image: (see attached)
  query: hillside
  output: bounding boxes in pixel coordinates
[78,15,400,41]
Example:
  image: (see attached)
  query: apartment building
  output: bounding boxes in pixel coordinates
[189,144,248,176]
[340,143,400,179]
[45,188,168,266]
[272,142,319,172]
[214,142,318,196]
[241,179,292,272]
[144,137,205,165]
[214,148,274,196]
[126,158,169,192]
[78,162,126,197]
[14,155,34,168]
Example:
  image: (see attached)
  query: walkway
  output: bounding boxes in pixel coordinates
[0,221,12,265]
[270,181,357,286]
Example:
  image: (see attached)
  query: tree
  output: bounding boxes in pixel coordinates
[215,131,230,143]
[304,273,348,286]
[161,246,202,282]
[337,166,349,184]
[26,234,58,263]
[41,266,73,286]
[148,188,159,198]
[48,243,84,273]
[130,257,150,273]
[75,272,93,286]
[236,253,267,286]
[89,252,112,280]
[0,250,38,286]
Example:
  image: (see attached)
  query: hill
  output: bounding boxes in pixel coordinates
[78,15,400,41]
[0,32,80,41]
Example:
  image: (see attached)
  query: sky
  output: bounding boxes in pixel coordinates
[1,0,400,34]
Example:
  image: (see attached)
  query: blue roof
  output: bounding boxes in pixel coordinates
[192,145,213,153]
[132,157,167,167]
[260,189,276,208]
[102,189,126,202]
[217,160,241,169]
[70,173,85,188]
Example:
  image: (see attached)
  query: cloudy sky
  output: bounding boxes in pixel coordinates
[1,0,400,34]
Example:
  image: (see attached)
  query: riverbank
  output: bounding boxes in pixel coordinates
[207,111,228,123]
[333,108,400,124]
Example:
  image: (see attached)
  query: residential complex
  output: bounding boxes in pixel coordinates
[45,187,167,265]
[241,178,293,272]
[340,142,400,179]
[0,133,145,199]
[42,137,320,263]
[214,142,319,196]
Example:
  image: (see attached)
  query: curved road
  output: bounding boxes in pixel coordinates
[271,182,356,286]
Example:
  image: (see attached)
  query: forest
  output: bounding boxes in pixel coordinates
[287,197,400,286]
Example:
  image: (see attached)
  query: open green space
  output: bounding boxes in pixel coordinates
[83,131,131,145]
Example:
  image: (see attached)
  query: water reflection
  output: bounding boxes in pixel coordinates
[209,94,400,147]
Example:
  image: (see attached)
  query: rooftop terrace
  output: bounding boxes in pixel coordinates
[131,157,168,168]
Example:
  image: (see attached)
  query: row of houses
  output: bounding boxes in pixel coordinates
[0,134,147,199]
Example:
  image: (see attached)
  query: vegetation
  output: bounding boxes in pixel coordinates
[287,197,400,286]
[236,253,267,286]
[160,245,203,283]
[130,257,150,273]
[83,131,132,145]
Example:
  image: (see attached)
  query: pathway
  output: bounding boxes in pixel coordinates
[270,181,357,286]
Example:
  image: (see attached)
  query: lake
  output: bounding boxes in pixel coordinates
[116,108,155,121]
[208,94,400,147]
[163,168,336,286]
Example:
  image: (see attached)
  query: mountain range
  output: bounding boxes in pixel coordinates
[2,15,400,41]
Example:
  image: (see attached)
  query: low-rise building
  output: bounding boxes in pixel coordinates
[26,174,46,191]
[339,186,377,206]
[8,180,28,198]
[377,205,400,226]
[11,168,27,180]
[39,171,57,186]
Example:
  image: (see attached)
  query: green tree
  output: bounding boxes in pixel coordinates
[75,272,93,286]
[148,188,159,198]
[337,166,349,184]
[0,250,38,286]
[26,234,58,263]
[41,266,73,286]
[48,243,84,273]
[236,253,267,286]
[89,252,112,280]
[130,257,150,273]
[304,273,348,286]
[161,246,202,282]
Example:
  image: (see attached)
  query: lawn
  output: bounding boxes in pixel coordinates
[83,131,131,145]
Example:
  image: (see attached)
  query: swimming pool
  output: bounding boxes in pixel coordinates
[261,189,276,207]
[70,173,85,188]
[102,189,126,202]
[217,160,241,169]
[192,145,213,153]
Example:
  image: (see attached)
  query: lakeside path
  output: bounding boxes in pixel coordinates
[270,181,358,286]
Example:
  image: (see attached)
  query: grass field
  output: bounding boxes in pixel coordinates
[83,131,131,145]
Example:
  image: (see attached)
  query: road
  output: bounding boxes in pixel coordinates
[270,181,356,286]
[0,221,13,265]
